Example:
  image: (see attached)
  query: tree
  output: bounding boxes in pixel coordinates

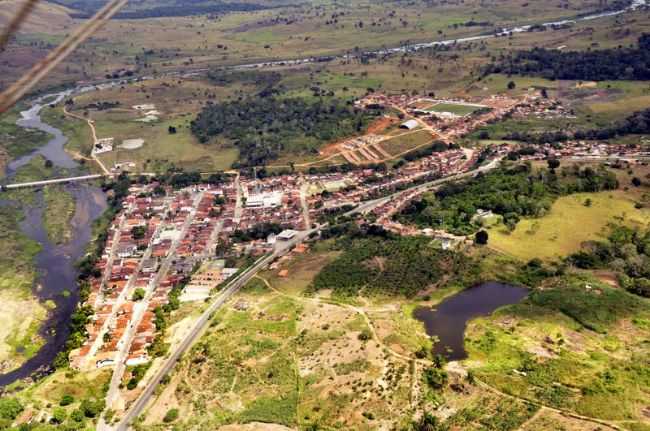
[632,177,642,187]
[424,367,448,390]
[475,230,489,245]
[44,159,54,168]
[0,398,23,421]
[168,125,177,134]
[80,398,105,418]
[507,80,516,90]
[51,407,67,424]
[132,288,146,301]
[547,158,560,170]
[163,408,179,423]
[59,394,75,406]
[131,225,146,240]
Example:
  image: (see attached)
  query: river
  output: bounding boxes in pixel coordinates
[0,94,107,387]
[413,282,529,361]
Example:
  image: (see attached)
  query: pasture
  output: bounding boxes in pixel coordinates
[488,191,650,262]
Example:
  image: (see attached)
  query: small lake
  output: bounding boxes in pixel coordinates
[413,282,529,361]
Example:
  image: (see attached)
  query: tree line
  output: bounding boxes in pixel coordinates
[397,163,619,235]
[484,34,650,81]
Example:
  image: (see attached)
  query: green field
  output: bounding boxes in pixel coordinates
[428,102,482,116]
[380,130,434,156]
[488,191,650,262]
[466,275,650,425]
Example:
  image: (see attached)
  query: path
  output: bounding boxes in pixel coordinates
[63,106,111,175]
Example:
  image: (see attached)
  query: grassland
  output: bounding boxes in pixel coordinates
[465,275,650,427]
[380,130,435,156]
[0,0,626,91]
[0,204,44,374]
[428,102,481,116]
[43,185,76,245]
[488,191,650,262]
[138,245,433,430]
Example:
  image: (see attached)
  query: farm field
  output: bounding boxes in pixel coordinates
[380,130,435,157]
[488,190,650,262]
[0,0,624,90]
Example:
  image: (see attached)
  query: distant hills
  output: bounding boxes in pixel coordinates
[45,0,298,19]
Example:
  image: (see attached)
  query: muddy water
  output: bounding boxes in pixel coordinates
[413,282,528,361]
[0,94,107,387]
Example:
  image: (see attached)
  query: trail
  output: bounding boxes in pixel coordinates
[254,274,629,431]
[63,106,111,175]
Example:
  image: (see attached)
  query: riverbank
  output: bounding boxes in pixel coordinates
[0,94,108,388]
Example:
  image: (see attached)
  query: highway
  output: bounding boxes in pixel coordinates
[113,229,315,430]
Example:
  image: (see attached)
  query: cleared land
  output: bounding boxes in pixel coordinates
[138,245,432,430]
[488,191,650,262]
[380,130,435,156]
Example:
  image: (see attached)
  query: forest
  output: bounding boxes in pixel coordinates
[484,34,650,81]
[191,97,383,166]
[396,163,619,235]
[310,233,475,297]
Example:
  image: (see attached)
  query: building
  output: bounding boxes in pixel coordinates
[400,119,419,130]
[278,229,297,241]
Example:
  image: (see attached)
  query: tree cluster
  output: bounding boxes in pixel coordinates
[485,34,650,81]
[310,234,472,297]
[570,225,650,298]
[397,164,618,235]
[191,97,382,166]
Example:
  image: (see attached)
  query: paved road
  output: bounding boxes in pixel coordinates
[112,158,505,430]
[113,229,315,430]
[102,191,204,424]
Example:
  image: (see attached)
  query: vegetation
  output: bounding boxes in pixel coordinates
[398,163,618,235]
[310,230,477,297]
[488,190,649,261]
[191,97,383,166]
[570,224,650,298]
[0,109,51,174]
[486,34,650,81]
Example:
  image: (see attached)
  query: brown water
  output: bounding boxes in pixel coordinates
[413,282,529,360]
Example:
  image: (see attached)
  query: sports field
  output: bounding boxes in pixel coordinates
[427,102,482,116]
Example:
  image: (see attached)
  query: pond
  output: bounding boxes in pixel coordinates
[413,282,529,361]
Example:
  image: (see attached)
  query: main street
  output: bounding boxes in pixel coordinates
[101,190,205,427]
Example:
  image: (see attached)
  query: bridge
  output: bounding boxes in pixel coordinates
[2,174,107,190]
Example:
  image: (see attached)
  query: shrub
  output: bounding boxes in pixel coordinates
[163,408,179,423]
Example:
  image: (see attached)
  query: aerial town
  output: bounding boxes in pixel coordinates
[67,91,650,394]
